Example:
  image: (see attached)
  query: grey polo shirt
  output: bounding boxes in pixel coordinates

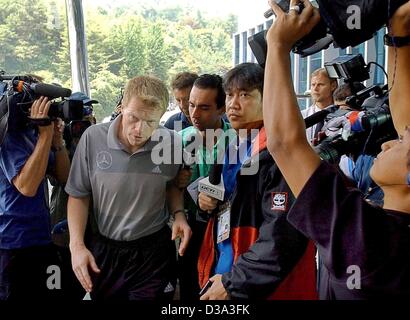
[65,115,182,241]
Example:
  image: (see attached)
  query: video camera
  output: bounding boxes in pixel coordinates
[0,73,84,145]
[312,54,398,163]
[249,0,406,64]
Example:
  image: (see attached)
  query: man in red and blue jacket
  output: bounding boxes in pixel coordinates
[198,63,318,300]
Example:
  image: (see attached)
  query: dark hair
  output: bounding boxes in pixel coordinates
[193,74,225,109]
[171,72,199,91]
[333,82,366,102]
[223,63,264,96]
[333,83,352,102]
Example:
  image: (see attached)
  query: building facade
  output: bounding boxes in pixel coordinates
[233,19,387,109]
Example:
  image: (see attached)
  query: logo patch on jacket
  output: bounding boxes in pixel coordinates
[271,192,288,211]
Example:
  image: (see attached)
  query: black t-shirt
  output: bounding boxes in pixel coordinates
[287,161,410,299]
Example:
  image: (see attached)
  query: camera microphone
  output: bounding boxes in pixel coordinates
[304,105,338,129]
[30,83,72,99]
[13,81,72,99]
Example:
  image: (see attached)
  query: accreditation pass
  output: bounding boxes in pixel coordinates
[217,203,230,244]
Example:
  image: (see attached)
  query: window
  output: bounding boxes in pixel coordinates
[298,57,308,94]
[351,43,365,57]
[309,51,322,74]
[265,19,273,29]
[234,34,240,65]
[249,28,255,63]
[339,48,347,56]
[290,53,294,81]
[242,31,248,62]
[374,27,386,85]
[298,57,308,110]
[298,98,307,110]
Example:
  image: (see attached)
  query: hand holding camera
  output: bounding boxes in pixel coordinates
[266,0,320,52]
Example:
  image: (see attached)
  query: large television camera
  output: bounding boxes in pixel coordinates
[0,73,85,146]
[249,0,406,64]
[311,54,398,163]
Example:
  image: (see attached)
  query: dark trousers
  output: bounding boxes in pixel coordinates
[177,220,207,301]
[0,244,63,300]
[89,226,176,301]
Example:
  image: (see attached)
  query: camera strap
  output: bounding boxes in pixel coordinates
[29,117,52,127]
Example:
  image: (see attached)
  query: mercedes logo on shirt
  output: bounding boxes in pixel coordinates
[96,151,112,170]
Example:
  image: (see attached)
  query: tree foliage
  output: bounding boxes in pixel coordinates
[0,0,237,121]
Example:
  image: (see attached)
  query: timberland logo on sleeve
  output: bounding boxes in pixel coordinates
[271,192,288,211]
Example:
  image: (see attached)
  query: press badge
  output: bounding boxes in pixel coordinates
[217,203,231,244]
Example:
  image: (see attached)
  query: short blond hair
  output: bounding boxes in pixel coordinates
[311,68,338,87]
[123,75,169,113]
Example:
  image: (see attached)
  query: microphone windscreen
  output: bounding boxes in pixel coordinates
[209,163,223,185]
[30,83,72,99]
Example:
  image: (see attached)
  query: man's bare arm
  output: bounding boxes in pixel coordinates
[68,195,100,292]
[263,0,321,197]
[388,1,410,136]
[12,98,53,197]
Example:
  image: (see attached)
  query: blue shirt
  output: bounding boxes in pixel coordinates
[214,136,253,275]
[164,112,191,131]
[0,129,54,249]
[164,112,229,131]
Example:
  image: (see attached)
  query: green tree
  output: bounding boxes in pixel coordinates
[144,23,172,81]
[0,0,60,74]
[109,17,147,79]
[90,69,125,122]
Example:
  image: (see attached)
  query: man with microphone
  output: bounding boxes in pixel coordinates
[177,74,235,301]
[198,63,317,300]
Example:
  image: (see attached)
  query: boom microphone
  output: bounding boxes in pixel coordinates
[12,81,72,99]
[30,83,72,99]
[304,105,338,129]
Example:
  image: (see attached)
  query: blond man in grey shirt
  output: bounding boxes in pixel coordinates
[66,76,191,300]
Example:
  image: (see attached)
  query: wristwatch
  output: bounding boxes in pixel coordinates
[384,34,410,47]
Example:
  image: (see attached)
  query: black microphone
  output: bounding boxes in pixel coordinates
[12,81,72,99]
[209,163,223,185]
[304,105,338,129]
[198,163,225,201]
[30,83,71,99]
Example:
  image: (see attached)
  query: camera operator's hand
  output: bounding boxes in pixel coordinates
[198,192,218,214]
[30,96,53,137]
[266,0,320,52]
[389,0,410,36]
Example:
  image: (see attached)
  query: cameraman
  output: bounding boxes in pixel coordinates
[49,93,98,300]
[264,0,410,299]
[0,96,70,300]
